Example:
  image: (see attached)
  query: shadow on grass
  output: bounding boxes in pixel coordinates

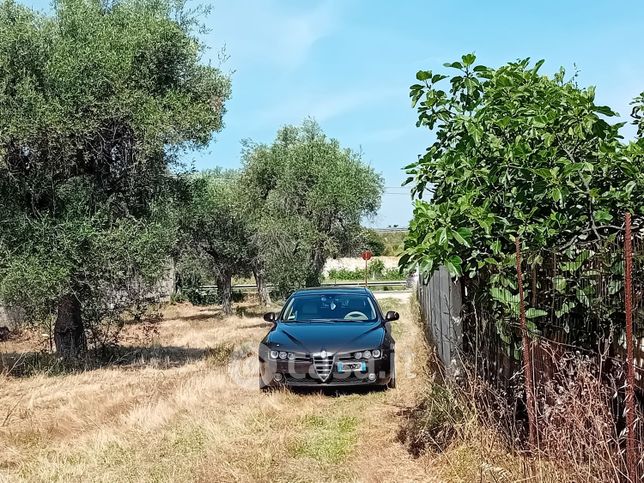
[168,311,223,322]
[0,342,237,378]
[235,305,271,318]
[166,304,269,322]
[239,321,272,330]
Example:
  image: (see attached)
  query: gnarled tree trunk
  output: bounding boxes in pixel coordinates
[305,241,327,287]
[217,272,233,316]
[54,293,86,358]
[172,257,182,297]
[253,265,271,306]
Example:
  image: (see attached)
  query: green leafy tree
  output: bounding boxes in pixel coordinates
[401,55,644,347]
[241,119,384,295]
[177,170,252,315]
[632,92,644,138]
[402,54,643,278]
[0,0,230,357]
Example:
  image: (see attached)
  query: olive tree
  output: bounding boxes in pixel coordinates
[177,170,252,315]
[241,119,383,296]
[0,0,230,357]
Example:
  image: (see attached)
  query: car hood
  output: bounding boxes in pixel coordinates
[266,321,385,354]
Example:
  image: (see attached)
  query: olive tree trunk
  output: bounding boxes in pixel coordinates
[305,242,327,287]
[172,257,182,297]
[253,265,271,306]
[217,273,233,316]
[54,293,87,358]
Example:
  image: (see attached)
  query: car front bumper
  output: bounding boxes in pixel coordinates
[259,354,394,388]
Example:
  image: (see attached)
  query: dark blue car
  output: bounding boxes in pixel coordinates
[258,287,398,390]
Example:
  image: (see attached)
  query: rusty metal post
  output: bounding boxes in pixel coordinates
[624,212,637,482]
[516,236,537,448]
[364,258,368,288]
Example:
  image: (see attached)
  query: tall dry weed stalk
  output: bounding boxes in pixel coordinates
[534,342,643,482]
[402,339,643,481]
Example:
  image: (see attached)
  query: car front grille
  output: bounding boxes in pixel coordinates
[283,373,372,386]
[313,355,333,382]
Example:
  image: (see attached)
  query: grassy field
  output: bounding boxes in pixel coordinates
[0,296,558,482]
[0,297,445,482]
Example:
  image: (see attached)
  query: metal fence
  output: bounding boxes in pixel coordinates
[417,267,462,373]
[417,213,644,480]
[200,279,410,293]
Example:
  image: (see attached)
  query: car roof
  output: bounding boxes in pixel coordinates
[292,286,371,296]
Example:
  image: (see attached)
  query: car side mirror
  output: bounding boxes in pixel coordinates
[385,311,399,322]
[263,312,276,323]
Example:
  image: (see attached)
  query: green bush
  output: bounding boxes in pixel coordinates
[362,229,385,256]
[380,231,406,256]
[383,267,403,279]
[184,289,220,306]
[183,289,246,306]
[326,261,404,281]
[370,259,385,277]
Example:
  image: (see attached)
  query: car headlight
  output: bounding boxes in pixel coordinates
[269,350,296,360]
[353,349,382,359]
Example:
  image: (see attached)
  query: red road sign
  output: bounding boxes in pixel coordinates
[361,250,373,261]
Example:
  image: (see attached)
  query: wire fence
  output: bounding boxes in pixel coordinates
[418,212,644,480]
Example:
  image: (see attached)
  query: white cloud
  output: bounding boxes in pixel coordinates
[211,0,337,69]
[258,86,401,125]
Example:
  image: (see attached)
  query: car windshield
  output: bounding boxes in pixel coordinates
[281,293,378,322]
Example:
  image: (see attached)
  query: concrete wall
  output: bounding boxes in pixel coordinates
[0,265,175,330]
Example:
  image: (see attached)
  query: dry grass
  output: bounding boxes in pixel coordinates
[395,292,575,483]
[0,298,446,483]
[396,291,644,483]
[3,296,600,482]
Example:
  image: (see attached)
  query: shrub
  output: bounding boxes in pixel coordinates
[369,259,385,277]
[184,289,220,306]
[398,381,468,456]
[326,261,404,281]
[383,267,403,279]
[362,229,385,256]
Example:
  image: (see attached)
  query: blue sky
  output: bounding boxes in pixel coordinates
[20,0,644,227]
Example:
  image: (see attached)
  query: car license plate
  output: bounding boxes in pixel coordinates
[337,361,365,372]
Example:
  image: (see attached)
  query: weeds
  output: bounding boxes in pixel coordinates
[401,339,644,481]
[398,381,468,456]
[204,343,235,367]
[534,343,644,481]
[290,415,358,464]
[403,288,644,481]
